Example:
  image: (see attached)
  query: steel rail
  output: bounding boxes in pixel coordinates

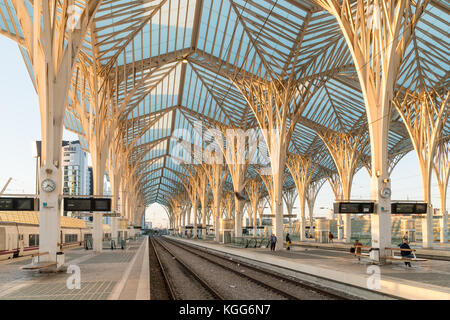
[152,237,225,300]
[165,237,348,300]
[149,237,176,300]
[162,238,305,300]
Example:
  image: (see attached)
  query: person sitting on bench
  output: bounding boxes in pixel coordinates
[399,239,414,267]
[353,239,362,255]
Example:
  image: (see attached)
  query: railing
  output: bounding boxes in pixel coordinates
[258,238,270,248]
[106,238,126,249]
[231,237,270,248]
[231,237,246,247]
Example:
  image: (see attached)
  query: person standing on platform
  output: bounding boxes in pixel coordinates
[328,232,334,243]
[270,234,277,251]
[286,233,291,251]
[402,232,408,242]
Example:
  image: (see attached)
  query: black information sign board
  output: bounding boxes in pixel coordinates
[391,202,428,214]
[0,198,37,211]
[333,202,375,214]
[64,198,111,212]
[93,199,111,211]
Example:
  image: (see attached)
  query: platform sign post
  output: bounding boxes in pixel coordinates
[333,202,376,214]
[63,197,112,212]
[391,202,428,215]
[62,197,112,253]
[0,197,39,211]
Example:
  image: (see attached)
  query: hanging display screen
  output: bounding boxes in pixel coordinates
[16,198,35,210]
[392,203,415,214]
[0,198,13,210]
[334,202,375,214]
[64,198,92,211]
[0,198,37,211]
[391,202,428,214]
[92,199,111,211]
[64,198,111,212]
[415,203,428,213]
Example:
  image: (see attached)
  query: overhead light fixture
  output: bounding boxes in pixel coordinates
[182,58,188,64]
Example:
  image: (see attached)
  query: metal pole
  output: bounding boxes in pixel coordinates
[0,177,13,195]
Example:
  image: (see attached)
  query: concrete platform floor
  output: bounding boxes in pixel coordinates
[290,240,450,259]
[0,236,149,300]
[168,236,450,300]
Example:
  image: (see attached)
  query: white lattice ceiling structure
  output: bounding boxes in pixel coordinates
[0,0,448,210]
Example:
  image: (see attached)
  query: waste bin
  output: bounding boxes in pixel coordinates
[370,248,379,261]
[56,251,65,268]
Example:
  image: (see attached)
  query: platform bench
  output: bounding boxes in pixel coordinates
[21,252,57,270]
[383,247,427,263]
[349,245,372,261]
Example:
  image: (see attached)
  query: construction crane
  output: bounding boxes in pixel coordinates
[0,177,12,195]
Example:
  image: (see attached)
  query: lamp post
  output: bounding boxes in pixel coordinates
[289,206,298,235]
[32,141,41,195]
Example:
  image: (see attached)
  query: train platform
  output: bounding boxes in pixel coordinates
[289,240,450,260]
[167,236,450,300]
[0,237,149,300]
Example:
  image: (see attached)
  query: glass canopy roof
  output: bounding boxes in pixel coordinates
[1,0,448,209]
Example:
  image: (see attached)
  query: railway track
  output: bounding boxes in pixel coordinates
[150,237,224,300]
[148,237,175,300]
[170,238,349,299]
[159,237,347,300]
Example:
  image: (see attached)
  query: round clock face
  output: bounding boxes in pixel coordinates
[41,179,56,193]
[380,187,391,198]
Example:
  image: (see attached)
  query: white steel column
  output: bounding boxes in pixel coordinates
[434,141,449,243]
[314,0,428,261]
[246,179,263,238]
[111,217,118,241]
[287,155,316,242]
[317,131,368,244]
[11,1,101,262]
[306,179,325,238]
[299,194,307,241]
[393,92,449,247]
[283,188,297,237]
[192,203,197,238]
[272,169,284,250]
[92,148,107,253]
[234,196,244,238]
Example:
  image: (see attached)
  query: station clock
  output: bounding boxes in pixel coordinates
[380,187,391,198]
[41,179,56,193]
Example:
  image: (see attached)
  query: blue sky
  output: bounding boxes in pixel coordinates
[0,36,447,229]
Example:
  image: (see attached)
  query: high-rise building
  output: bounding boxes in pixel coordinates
[34,140,92,219]
[88,166,93,195]
[33,140,91,196]
[61,141,90,196]
[103,175,112,225]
